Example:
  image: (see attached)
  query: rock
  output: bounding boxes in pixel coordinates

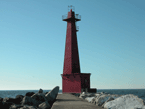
[72,93,80,97]
[0,97,3,102]
[39,101,51,109]
[94,94,110,106]
[3,97,16,104]
[91,94,120,106]
[25,92,35,97]
[38,88,43,93]
[95,93,101,97]
[79,92,96,99]
[21,96,38,107]
[19,105,38,109]
[85,97,95,103]
[0,102,3,108]
[79,92,88,99]
[16,95,24,100]
[15,95,24,104]
[104,94,145,109]
[102,97,114,108]
[45,86,59,104]
[101,92,105,94]
[88,93,96,97]
[9,104,23,109]
[45,92,49,95]
[31,93,47,105]
[3,102,14,109]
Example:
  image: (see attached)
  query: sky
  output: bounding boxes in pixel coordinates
[0,0,145,90]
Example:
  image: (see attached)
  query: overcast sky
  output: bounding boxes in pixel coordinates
[0,0,145,90]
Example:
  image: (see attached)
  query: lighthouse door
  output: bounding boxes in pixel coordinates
[84,79,88,92]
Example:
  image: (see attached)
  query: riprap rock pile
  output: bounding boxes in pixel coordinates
[0,86,59,109]
[73,92,145,109]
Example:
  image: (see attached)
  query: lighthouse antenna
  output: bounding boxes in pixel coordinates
[68,5,75,12]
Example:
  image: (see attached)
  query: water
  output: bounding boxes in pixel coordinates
[0,89,145,100]
[0,90,62,98]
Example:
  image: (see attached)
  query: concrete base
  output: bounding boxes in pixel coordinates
[51,93,103,109]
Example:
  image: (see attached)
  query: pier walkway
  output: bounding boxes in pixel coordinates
[51,93,103,109]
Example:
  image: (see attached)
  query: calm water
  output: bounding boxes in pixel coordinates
[0,90,62,98]
[0,89,145,100]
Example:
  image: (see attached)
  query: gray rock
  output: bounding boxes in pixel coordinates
[79,92,96,99]
[72,93,80,97]
[45,92,49,95]
[9,104,23,109]
[38,88,43,93]
[18,105,38,109]
[85,97,95,103]
[16,95,24,100]
[45,86,59,103]
[104,94,145,109]
[3,97,12,102]
[3,97,16,104]
[91,94,120,106]
[0,102,3,109]
[79,92,87,99]
[0,97,3,102]
[102,97,114,108]
[21,96,38,107]
[15,95,24,104]
[101,92,105,94]
[25,92,35,97]
[31,93,47,105]
[3,102,14,109]
[39,101,51,109]
[88,93,96,97]
[95,93,101,97]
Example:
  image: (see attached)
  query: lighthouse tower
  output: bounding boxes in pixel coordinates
[61,6,96,93]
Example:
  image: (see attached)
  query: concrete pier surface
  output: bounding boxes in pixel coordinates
[51,93,103,109]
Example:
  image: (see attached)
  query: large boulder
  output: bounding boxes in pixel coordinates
[102,97,114,108]
[3,97,16,104]
[39,101,51,109]
[85,97,95,103]
[45,86,59,104]
[104,94,145,109]
[3,102,14,109]
[91,94,120,106]
[0,97,3,102]
[45,92,49,95]
[19,105,38,109]
[21,96,38,107]
[25,92,35,97]
[9,104,23,109]
[15,95,24,104]
[38,88,43,93]
[3,97,15,102]
[31,93,47,105]
[0,101,3,109]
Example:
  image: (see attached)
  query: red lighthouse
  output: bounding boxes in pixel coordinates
[61,6,96,93]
